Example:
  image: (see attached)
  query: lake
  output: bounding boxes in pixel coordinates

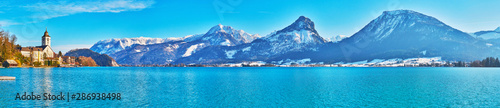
[1,67,500,107]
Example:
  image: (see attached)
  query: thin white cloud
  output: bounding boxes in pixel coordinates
[0,20,18,26]
[0,20,9,26]
[24,0,155,20]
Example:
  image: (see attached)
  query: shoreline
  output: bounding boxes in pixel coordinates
[3,66,497,68]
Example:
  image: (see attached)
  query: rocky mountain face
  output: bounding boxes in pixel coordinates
[106,25,261,65]
[65,49,119,66]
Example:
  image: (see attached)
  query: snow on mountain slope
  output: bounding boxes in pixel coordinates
[334,57,444,67]
[90,24,260,57]
[90,37,172,55]
[90,34,207,56]
[272,58,312,65]
[201,24,261,46]
[182,43,205,57]
[225,50,237,59]
[175,16,329,64]
[327,35,350,43]
[361,10,450,41]
[264,16,327,44]
[95,10,500,65]
[182,34,205,42]
[258,16,327,55]
[313,9,497,63]
[97,24,261,65]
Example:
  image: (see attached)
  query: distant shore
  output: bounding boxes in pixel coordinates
[2,64,499,68]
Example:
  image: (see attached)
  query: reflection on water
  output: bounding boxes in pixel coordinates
[1,67,500,107]
[42,68,53,107]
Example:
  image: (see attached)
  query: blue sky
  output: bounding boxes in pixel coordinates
[1,0,499,53]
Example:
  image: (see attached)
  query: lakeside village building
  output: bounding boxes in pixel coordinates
[17,29,62,65]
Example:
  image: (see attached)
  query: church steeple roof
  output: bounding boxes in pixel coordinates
[43,27,50,37]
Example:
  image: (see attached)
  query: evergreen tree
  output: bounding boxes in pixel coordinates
[481,58,487,67]
[58,51,63,57]
[490,57,493,66]
[496,58,500,67]
[486,57,495,67]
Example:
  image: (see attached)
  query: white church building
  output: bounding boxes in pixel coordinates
[19,28,58,64]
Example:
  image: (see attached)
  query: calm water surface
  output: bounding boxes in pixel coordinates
[1,67,500,107]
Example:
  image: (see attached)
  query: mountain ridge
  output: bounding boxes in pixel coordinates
[105,24,260,65]
[91,10,500,65]
[471,27,500,44]
[308,10,498,63]
[175,16,328,64]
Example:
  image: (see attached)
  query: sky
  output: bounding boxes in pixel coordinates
[1,0,499,53]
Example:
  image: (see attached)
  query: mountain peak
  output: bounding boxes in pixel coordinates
[277,16,316,33]
[360,10,448,40]
[207,24,234,34]
[202,24,260,46]
[379,10,436,20]
[382,10,418,16]
[296,16,312,23]
[264,16,326,44]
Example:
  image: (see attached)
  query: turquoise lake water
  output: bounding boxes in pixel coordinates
[1,67,500,107]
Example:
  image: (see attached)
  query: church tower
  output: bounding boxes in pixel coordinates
[42,28,51,46]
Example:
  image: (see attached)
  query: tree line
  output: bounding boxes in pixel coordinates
[452,57,500,67]
[469,57,500,67]
[0,28,22,63]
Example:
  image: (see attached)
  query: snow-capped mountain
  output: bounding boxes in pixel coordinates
[471,27,500,44]
[258,16,327,54]
[90,37,177,55]
[103,25,260,65]
[307,10,500,63]
[90,10,500,65]
[265,16,327,44]
[90,24,261,57]
[354,10,467,41]
[175,16,328,64]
